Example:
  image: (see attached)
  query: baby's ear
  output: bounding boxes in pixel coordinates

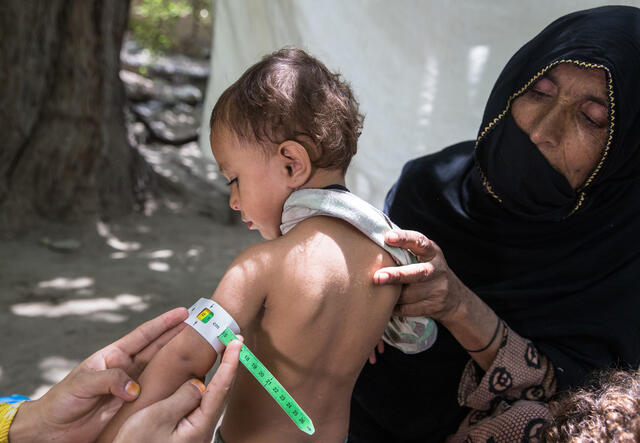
[277,141,312,188]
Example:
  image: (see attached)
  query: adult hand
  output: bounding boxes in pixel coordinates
[113,339,242,443]
[373,229,505,370]
[374,229,469,324]
[9,307,188,443]
[368,339,385,365]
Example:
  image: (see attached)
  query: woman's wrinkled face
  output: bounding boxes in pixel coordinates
[511,63,609,189]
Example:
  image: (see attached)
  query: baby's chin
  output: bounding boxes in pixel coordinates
[257,226,282,240]
[261,233,282,240]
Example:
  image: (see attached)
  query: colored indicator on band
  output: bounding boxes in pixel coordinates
[197,308,213,323]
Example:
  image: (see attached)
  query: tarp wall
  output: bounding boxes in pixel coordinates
[200,0,637,208]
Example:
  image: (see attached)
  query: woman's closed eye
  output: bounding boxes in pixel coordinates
[529,89,550,100]
[528,77,556,99]
[582,113,606,128]
[226,177,238,186]
[581,102,608,128]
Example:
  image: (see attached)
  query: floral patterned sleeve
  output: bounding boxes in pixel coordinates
[447,322,557,443]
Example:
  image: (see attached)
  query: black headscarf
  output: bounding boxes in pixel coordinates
[351,6,640,441]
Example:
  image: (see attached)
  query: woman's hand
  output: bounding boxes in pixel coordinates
[374,229,468,325]
[9,308,188,443]
[368,339,385,365]
[373,229,504,370]
[113,339,242,443]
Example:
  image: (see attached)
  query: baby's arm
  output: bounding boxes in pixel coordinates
[97,245,271,442]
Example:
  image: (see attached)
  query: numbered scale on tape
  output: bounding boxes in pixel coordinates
[218,328,315,435]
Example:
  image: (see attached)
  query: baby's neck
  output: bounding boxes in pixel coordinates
[300,168,346,190]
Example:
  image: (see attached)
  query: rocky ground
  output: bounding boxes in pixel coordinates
[0,41,260,398]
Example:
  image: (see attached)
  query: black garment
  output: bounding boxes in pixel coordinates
[323,184,350,192]
[350,6,640,442]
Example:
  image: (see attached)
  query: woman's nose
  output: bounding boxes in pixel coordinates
[528,106,566,148]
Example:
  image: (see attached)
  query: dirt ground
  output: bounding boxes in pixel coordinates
[0,144,260,399]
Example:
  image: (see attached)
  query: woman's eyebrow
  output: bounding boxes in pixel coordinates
[585,95,608,107]
[545,70,608,107]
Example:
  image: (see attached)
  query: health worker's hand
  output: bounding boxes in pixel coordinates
[113,339,242,443]
[374,229,471,325]
[9,307,188,443]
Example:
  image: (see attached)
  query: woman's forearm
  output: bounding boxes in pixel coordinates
[440,282,502,371]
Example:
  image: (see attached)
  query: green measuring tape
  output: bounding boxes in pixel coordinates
[218,328,315,435]
[186,298,315,435]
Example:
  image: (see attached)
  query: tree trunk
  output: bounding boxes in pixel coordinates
[0,0,149,230]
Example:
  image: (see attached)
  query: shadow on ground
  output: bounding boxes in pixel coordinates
[0,199,259,397]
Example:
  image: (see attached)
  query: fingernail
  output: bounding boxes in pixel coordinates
[387,231,399,242]
[125,381,140,397]
[190,378,206,393]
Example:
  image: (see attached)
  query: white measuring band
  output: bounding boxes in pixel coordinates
[185,298,240,353]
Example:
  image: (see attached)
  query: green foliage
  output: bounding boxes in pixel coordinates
[129,0,212,54]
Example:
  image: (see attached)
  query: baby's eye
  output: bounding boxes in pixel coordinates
[226,177,238,186]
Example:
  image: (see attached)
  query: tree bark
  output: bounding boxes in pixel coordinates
[0,0,148,230]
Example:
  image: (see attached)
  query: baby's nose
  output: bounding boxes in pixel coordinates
[229,192,240,211]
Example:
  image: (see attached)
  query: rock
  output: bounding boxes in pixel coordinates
[120,46,210,84]
[130,99,165,118]
[120,70,203,105]
[124,106,150,146]
[40,237,82,253]
[120,70,155,101]
[128,121,150,146]
[132,101,201,145]
[147,54,210,83]
[171,84,202,105]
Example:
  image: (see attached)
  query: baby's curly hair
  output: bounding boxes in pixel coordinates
[210,47,364,173]
[543,368,640,442]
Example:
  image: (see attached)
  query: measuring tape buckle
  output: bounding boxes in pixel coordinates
[185,298,240,353]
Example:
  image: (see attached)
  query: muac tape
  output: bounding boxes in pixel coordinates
[186,298,315,435]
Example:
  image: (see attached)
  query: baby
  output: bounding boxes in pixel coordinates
[543,368,640,442]
[99,47,435,442]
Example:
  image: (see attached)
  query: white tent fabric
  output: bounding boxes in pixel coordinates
[200,0,636,209]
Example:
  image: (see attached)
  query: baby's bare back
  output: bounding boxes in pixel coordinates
[220,217,400,442]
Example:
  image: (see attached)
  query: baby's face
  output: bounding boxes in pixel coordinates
[210,125,292,240]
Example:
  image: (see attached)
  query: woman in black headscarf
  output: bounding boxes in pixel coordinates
[349,6,640,442]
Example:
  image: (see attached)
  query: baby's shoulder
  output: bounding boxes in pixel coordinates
[277,215,395,277]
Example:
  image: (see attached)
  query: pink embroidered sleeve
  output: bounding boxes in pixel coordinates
[447,323,557,442]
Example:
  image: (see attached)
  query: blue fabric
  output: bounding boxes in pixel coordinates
[0,395,30,404]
